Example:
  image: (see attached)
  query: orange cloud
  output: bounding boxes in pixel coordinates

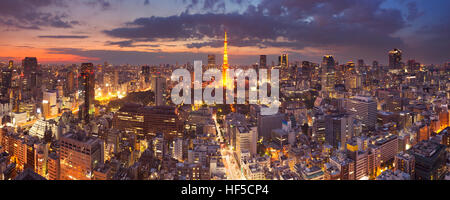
[0,46,98,63]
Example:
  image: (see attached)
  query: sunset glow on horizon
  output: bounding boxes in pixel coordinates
[0,0,449,65]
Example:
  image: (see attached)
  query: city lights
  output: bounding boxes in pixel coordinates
[0,0,449,187]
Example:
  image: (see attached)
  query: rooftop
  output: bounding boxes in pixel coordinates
[376,170,410,180]
[14,168,47,180]
[410,140,445,158]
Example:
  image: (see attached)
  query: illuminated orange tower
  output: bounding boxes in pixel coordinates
[222,31,229,85]
[222,31,235,112]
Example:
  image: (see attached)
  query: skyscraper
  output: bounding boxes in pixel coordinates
[357,59,364,68]
[113,104,184,139]
[59,132,103,180]
[236,125,257,158]
[325,113,353,150]
[1,66,12,100]
[66,70,75,96]
[372,61,379,70]
[154,76,166,106]
[322,55,335,71]
[260,55,267,68]
[357,59,365,72]
[321,55,336,93]
[279,54,288,68]
[47,153,60,180]
[42,90,57,118]
[22,57,39,100]
[207,54,216,70]
[407,60,421,72]
[142,65,151,83]
[389,49,402,69]
[113,69,119,89]
[79,63,95,122]
[345,96,377,131]
[172,138,183,162]
[408,140,447,180]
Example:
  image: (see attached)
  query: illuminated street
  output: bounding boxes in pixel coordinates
[213,114,246,180]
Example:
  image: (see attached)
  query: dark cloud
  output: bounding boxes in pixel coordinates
[144,0,150,6]
[107,40,135,47]
[105,0,407,55]
[106,40,160,48]
[85,0,112,10]
[38,35,89,39]
[183,0,246,13]
[0,0,78,29]
[101,0,450,64]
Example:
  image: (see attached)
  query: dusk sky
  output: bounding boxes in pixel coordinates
[0,0,449,65]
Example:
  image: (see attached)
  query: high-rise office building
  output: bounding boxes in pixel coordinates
[22,57,38,87]
[172,138,183,162]
[346,147,369,180]
[330,155,355,180]
[372,61,379,69]
[113,104,183,139]
[66,70,75,96]
[259,55,267,68]
[236,125,257,159]
[1,66,12,100]
[59,132,103,180]
[345,96,377,131]
[321,55,336,93]
[257,113,284,140]
[42,90,57,118]
[34,143,48,178]
[207,54,216,70]
[22,57,39,100]
[325,113,353,150]
[388,49,402,69]
[409,140,447,180]
[407,60,421,72]
[357,59,367,72]
[153,133,164,160]
[357,59,364,68]
[322,55,335,72]
[79,63,95,122]
[394,152,415,178]
[47,152,60,180]
[278,54,288,68]
[372,134,398,170]
[142,65,151,82]
[152,76,166,106]
[313,113,326,144]
[113,69,119,88]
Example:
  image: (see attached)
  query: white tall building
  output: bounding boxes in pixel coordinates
[0,101,12,117]
[43,90,58,117]
[29,119,57,139]
[172,138,183,162]
[236,126,258,159]
[345,96,377,130]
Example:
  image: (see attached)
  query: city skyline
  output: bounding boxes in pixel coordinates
[0,0,449,65]
[0,0,449,182]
